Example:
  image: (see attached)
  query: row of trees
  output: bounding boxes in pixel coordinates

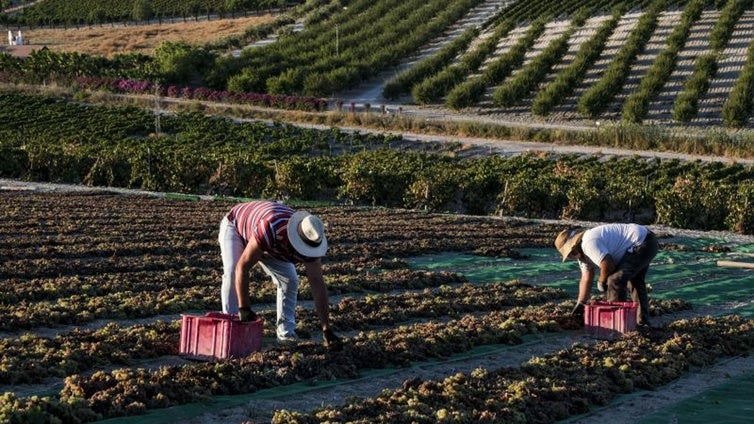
[446,17,545,108]
[1,0,293,27]
[383,0,754,127]
[621,0,706,122]
[224,0,485,96]
[673,0,752,121]
[577,0,667,117]
[531,9,623,115]
[491,8,591,107]
[2,91,753,234]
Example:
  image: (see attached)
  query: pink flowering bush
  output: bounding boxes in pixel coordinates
[73,77,329,112]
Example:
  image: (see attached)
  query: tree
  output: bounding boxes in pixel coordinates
[88,9,106,26]
[153,41,216,85]
[185,0,202,21]
[224,0,241,17]
[132,0,154,23]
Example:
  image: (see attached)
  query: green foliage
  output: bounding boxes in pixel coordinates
[303,66,360,97]
[270,155,343,200]
[655,175,733,230]
[0,47,155,84]
[532,9,622,116]
[604,171,654,222]
[403,164,461,211]
[709,0,753,51]
[722,38,754,127]
[153,41,217,86]
[493,22,574,107]
[4,91,754,234]
[621,0,705,123]
[444,79,487,109]
[11,0,290,26]
[561,167,608,220]
[132,0,154,22]
[725,181,754,233]
[455,156,511,215]
[482,17,547,87]
[267,68,304,94]
[233,0,485,96]
[337,149,426,206]
[497,166,566,219]
[413,66,467,104]
[208,154,273,197]
[226,67,266,93]
[578,0,666,117]
[672,53,717,122]
[382,26,479,100]
[445,20,515,109]
[413,18,514,105]
[0,138,29,178]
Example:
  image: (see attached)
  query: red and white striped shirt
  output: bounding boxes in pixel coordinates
[228,201,311,263]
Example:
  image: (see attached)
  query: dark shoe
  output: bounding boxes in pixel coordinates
[323,328,343,351]
[238,307,257,322]
[637,320,653,329]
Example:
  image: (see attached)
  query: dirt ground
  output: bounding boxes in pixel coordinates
[4,178,754,424]
[179,302,754,424]
[13,14,275,58]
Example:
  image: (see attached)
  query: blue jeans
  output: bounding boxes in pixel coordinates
[218,216,299,339]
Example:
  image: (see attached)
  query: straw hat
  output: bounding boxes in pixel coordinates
[288,211,328,258]
[554,229,584,262]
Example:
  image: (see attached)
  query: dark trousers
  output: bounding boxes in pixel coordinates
[606,232,659,325]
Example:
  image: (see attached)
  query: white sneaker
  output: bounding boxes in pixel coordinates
[277,334,299,345]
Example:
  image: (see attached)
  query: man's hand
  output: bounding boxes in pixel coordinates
[571,301,586,316]
[238,306,256,322]
[323,328,343,351]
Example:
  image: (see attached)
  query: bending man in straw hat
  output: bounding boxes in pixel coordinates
[554,223,659,327]
[219,200,341,348]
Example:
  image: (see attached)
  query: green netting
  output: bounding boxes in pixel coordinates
[96,367,399,424]
[410,249,574,285]
[637,371,754,424]
[410,238,754,424]
[408,239,754,310]
[732,243,754,254]
[101,237,754,424]
[97,333,565,424]
[164,192,202,201]
[654,274,754,304]
[734,303,754,319]
[560,369,754,424]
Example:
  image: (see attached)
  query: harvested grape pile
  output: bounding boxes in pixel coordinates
[1,188,753,424]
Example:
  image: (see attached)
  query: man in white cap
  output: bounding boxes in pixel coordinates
[554,223,658,327]
[219,200,341,348]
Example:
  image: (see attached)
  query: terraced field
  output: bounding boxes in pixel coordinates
[345,0,754,128]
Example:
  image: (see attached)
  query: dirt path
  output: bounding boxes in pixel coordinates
[283,117,754,164]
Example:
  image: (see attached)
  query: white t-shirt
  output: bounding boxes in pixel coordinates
[578,223,648,272]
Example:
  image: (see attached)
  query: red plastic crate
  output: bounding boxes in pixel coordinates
[179,312,263,360]
[584,301,637,339]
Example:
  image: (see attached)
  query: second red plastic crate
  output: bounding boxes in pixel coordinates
[584,301,637,339]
